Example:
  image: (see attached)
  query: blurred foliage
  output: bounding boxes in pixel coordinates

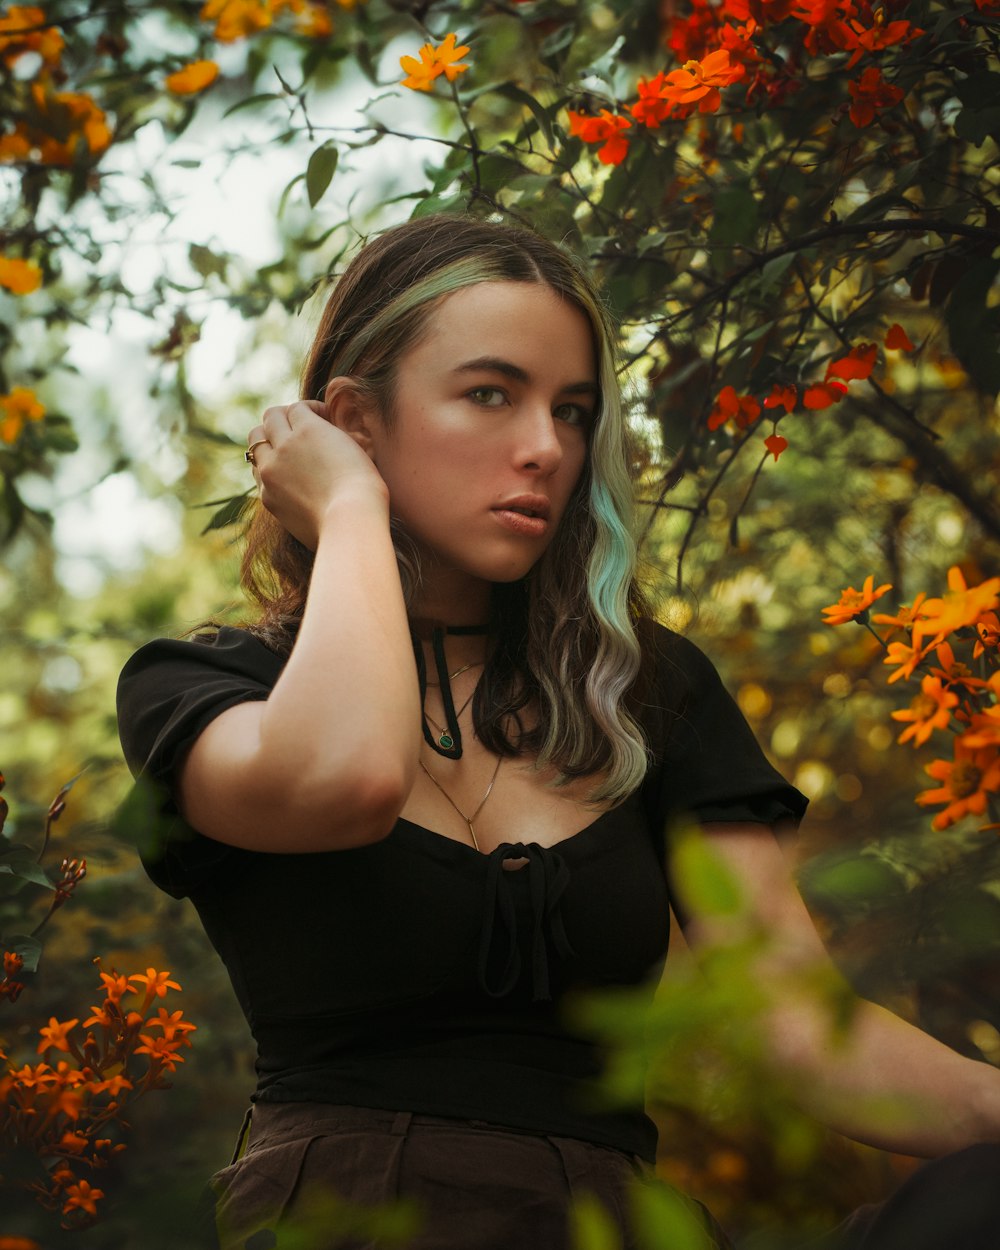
[1,0,1000,1243]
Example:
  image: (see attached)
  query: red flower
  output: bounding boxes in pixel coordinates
[802,380,847,409]
[848,67,903,128]
[629,73,674,129]
[707,385,761,431]
[763,382,797,413]
[567,109,631,165]
[763,433,788,461]
[825,342,877,382]
[884,323,915,352]
[659,48,746,115]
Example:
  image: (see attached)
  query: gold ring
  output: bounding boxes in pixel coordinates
[245,439,269,466]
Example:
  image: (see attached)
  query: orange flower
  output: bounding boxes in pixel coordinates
[130,968,181,999]
[567,109,631,165]
[135,1034,186,1070]
[659,48,745,115]
[3,950,24,976]
[0,386,45,443]
[2,86,111,166]
[825,342,877,383]
[802,380,847,409]
[883,638,928,684]
[61,1179,105,1217]
[885,323,915,352]
[763,433,788,461]
[917,740,1000,831]
[707,385,760,431]
[973,611,999,659]
[147,1006,197,1041]
[763,382,797,413]
[930,640,989,693]
[629,72,673,128]
[913,566,1000,650]
[0,1236,43,1249]
[0,256,42,294]
[821,574,892,626]
[200,0,272,41]
[166,59,220,95]
[872,592,928,634]
[88,1073,134,1096]
[848,66,903,128]
[37,1016,79,1054]
[400,32,470,92]
[96,966,131,1004]
[962,709,1000,751]
[0,5,64,72]
[891,675,959,747]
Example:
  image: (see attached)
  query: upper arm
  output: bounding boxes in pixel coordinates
[177,700,401,853]
[685,822,831,972]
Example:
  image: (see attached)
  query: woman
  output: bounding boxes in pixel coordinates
[118,216,1000,1250]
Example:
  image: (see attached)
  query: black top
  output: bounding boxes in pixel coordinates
[116,621,806,1163]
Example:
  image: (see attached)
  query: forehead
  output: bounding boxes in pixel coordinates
[406,281,597,377]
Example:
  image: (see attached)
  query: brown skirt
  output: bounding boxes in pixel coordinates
[209,1101,732,1250]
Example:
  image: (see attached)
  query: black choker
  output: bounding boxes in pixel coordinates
[411,621,490,760]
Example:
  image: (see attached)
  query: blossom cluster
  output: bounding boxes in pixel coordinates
[0,964,195,1228]
[707,322,914,463]
[0,8,111,165]
[567,1,926,165]
[823,567,1000,832]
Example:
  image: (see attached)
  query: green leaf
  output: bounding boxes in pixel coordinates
[306,143,339,209]
[0,848,54,890]
[189,243,228,280]
[630,1180,718,1250]
[569,1192,623,1250]
[199,491,255,534]
[670,830,744,919]
[708,186,759,249]
[945,259,1000,395]
[5,934,42,973]
[223,92,282,118]
[495,83,556,148]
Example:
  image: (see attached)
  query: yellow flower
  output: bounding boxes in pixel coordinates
[400,32,470,92]
[821,574,892,626]
[0,386,45,443]
[0,255,42,294]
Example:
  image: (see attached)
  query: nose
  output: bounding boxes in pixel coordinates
[515,404,563,476]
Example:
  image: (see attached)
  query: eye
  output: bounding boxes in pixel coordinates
[554,402,594,428]
[467,386,508,408]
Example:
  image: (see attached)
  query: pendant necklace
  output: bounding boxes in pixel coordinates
[419,754,502,852]
[423,662,481,751]
[410,622,490,761]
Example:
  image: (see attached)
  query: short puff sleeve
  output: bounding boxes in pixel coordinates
[639,621,807,842]
[116,626,283,898]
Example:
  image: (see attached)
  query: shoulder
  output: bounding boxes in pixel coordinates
[118,625,284,692]
[636,618,722,710]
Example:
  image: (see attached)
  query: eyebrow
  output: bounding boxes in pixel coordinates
[452,356,598,396]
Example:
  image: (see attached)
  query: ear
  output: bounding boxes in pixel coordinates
[323,377,381,458]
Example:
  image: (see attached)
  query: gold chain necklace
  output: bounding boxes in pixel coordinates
[423,662,482,751]
[419,755,502,852]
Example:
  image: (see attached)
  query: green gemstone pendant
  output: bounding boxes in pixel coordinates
[438,733,454,749]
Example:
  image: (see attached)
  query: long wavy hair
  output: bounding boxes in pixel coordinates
[241,214,651,803]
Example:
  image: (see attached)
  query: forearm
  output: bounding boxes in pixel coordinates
[258,487,420,819]
[765,978,1000,1157]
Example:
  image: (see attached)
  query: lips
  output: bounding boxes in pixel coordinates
[493,495,551,520]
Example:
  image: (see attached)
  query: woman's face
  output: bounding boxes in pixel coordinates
[362,280,596,613]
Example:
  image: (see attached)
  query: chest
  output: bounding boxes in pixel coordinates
[400,753,612,856]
